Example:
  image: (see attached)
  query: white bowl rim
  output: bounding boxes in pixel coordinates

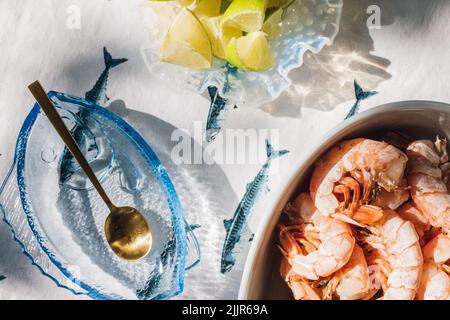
[238,99,450,299]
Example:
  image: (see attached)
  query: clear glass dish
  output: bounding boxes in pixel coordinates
[141,0,343,108]
[0,91,197,300]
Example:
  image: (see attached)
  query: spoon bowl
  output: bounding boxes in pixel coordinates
[105,206,152,261]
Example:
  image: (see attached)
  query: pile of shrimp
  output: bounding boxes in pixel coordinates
[278,135,450,300]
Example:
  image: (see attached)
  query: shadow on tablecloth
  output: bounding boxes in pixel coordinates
[108,100,244,300]
[261,0,446,117]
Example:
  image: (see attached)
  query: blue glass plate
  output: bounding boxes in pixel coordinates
[0,91,192,300]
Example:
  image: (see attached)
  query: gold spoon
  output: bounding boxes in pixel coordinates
[28,81,152,261]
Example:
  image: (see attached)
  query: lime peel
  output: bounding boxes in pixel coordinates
[160,8,212,69]
[201,16,243,59]
[226,31,273,71]
[221,0,267,33]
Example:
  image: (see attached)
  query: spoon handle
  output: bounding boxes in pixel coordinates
[28,81,116,211]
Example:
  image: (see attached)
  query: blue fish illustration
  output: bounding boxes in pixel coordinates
[205,64,238,142]
[188,224,201,231]
[220,140,289,273]
[0,275,5,282]
[59,47,127,185]
[85,47,128,105]
[205,86,229,142]
[185,220,201,270]
[136,237,179,300]
[344,80,377,120]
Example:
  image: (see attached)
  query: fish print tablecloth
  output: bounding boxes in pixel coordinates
[2,0,450,299]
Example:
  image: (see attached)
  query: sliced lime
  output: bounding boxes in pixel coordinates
[221,0,266,32]
[262,7,283,39]
[160,8,212,69]
[201,16,243,59]
[190,0,222,18]
[226,31,273,71]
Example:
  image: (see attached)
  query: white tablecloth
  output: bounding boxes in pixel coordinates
[1,0,450,299]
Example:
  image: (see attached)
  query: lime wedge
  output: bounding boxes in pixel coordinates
[177,0,194,6]
[201,16,242,59]
[160,8,212,69]
[266,0,286,8]
[262,7,283,39]
[190,0,222,18]
[221,0,233,13]
[267,0,296,8]
[148,0,194,4]
[226,31,273,71]
[221,0,266,32]
[159,0,221,17]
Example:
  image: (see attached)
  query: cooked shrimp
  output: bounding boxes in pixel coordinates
[280,257,321,300]
[435,136,449,163]
[364,211,423,300]
[423,234,450,265]
[331,244,370,300]
[417,233,450,300]
[284,192,316,223]
[439,137,450,198]
[364,247,389,298]
[441,162,450,191]
[279,193,355,281]
[407,139,450,231]
[371,178,410,210]
[397,202,431,243]
[310,138,408,222]
[417,262,449,300]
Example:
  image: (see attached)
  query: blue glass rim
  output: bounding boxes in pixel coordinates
[0,164,87,297]
[11,91,187,300]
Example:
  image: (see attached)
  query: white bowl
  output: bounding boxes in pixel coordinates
[239,100,450,299]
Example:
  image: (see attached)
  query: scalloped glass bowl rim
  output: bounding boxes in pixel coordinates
[4,91,187,300]
[140,0,344,107]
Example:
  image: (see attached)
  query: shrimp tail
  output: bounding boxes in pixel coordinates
[266,139,290,161]
[103,46,128,69]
